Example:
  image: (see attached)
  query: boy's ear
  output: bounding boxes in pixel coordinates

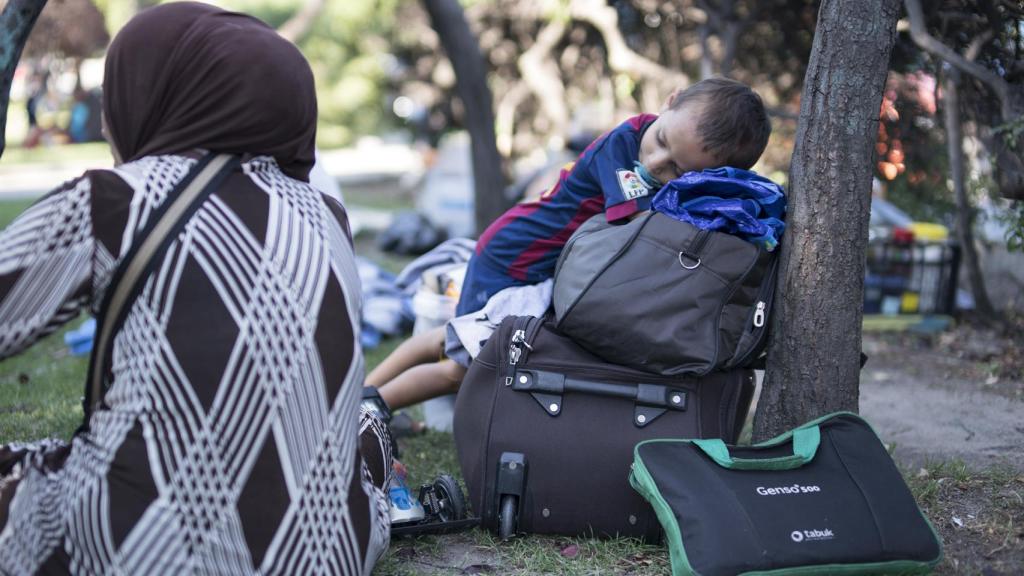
[661,88,682,112]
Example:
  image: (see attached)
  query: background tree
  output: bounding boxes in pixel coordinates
[753,0,902,440]
[0,0,48,158]
[898,0,1024,320]
[421,0,507,233]
[22,0,108,66]
[386,0,817,172]
[904,0,1024,202]
[943,64,998,320]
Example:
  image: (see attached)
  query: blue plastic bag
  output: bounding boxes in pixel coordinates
[651,167,787,251]
[64,317,97,356]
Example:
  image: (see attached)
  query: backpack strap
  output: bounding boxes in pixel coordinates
[83,153,239,423]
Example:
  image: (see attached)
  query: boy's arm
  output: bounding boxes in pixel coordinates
[581,128,655,223]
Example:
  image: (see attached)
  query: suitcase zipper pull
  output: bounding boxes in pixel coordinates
[509,329,527,366]
[753,301,766,328]
[512,329,533,350]
[509,328,533,366]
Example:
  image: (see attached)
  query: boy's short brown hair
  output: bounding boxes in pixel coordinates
[669,77,771,170]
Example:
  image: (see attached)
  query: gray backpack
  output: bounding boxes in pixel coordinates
[552,211,777,376]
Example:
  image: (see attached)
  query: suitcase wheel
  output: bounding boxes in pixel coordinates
[431,474,468,522]
[498,494,518,540]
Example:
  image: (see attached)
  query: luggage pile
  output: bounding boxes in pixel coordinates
[454,204,780,540]
[449,169,941,574]
[454,315,756,540]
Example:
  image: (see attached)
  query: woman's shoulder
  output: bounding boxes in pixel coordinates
[84,154,198,193]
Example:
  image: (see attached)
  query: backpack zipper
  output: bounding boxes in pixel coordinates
[753,301,766,328]
[732,255,779,368]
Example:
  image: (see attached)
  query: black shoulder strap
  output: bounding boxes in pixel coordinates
[83,153,239,421]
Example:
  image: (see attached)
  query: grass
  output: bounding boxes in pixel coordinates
[904,460,1024,574]
[0,199,35,228]
[0,199,90,444]
[0,142,112,166]
[0,320,88,444]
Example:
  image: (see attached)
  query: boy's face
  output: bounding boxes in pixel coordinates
[638,102,719,186]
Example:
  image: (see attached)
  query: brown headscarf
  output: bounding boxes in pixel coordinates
[102,2,317,181]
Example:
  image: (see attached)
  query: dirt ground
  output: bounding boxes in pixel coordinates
[859,322,1024,574]
[859,322,1024,472]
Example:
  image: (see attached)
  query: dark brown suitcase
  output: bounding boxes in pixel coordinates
[454,315,754,541]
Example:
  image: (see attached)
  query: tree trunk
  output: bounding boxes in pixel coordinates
[943,70,996,320]
[0,0,48,159]
[421,0,507,236]
[753,0,901,441]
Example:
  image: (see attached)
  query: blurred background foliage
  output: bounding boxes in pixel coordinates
[5,0,1023,240]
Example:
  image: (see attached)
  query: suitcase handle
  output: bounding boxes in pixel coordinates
[692,425,820,470]
[510,369,687,427]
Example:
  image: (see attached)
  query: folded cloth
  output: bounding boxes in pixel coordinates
[357,257,414,346]
[393,238,476,294]
[444,279,554,367]
[651,167,787,251]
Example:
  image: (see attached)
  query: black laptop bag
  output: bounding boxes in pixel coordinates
[552,211,777,376]
[630,411,943,575]
[454,315,755,541]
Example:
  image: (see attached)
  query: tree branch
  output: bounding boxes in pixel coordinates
[518,16,569,139]
[904,0,1010,117]
[277,0,327,44]
[569,0,687,86]
[495,82,530,158]
[964,29,993,62]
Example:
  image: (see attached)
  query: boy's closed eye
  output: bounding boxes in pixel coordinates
[656,128,684,180]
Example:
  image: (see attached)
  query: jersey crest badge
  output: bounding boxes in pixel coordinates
[616,169,650,200]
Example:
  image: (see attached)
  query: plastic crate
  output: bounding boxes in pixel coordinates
[864,240,959,315]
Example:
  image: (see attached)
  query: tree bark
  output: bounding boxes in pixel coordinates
[0,0,48,159]
[753,0,901,441]
[421,0,507,235]
[943,69,996,320]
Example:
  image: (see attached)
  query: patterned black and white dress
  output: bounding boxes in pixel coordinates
[0,154,390,574]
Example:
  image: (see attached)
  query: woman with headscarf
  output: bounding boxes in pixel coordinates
[0,3,391,574]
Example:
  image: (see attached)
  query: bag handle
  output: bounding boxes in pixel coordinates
[83,154,238,422]
[692,425,820,470]
[511,368,688,427]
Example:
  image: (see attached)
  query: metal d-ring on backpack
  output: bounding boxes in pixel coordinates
[552,210,778,376]
[82,154,239,427]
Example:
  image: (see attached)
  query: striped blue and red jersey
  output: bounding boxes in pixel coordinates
[456,114,657,315]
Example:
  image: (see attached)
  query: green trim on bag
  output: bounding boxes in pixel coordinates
[741,559,936,575]
[692,426,820,470]
[631,411,944,576]
[629,459,697,576]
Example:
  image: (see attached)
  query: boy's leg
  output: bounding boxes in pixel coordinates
[365,325,447,389]
[378,360,468,411]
